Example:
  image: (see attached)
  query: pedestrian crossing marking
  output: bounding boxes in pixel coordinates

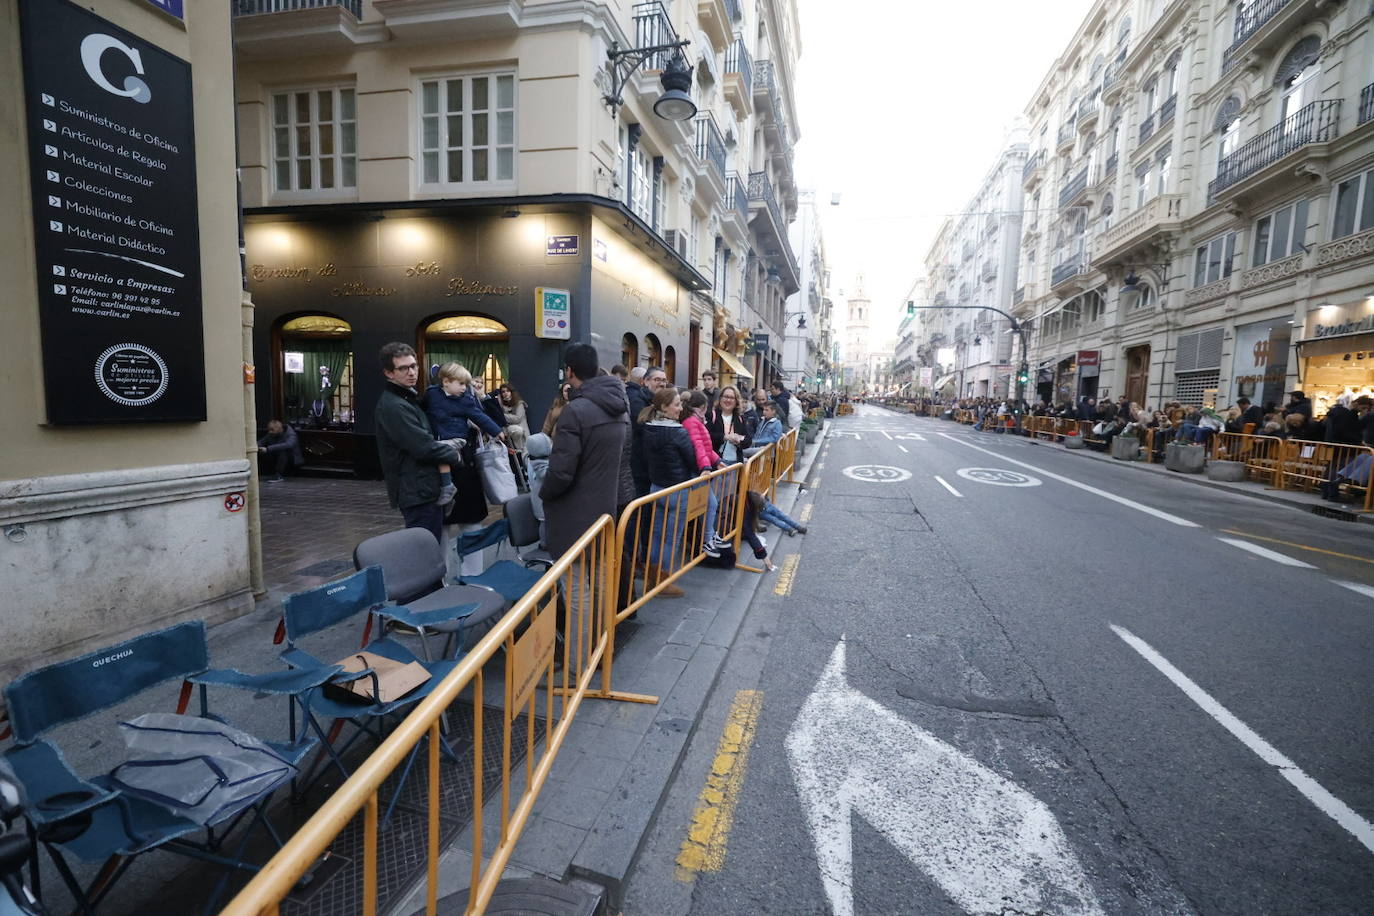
[676,690,764,880]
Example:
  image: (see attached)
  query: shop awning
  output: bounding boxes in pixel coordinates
[712,347,754,380]
[933,373,956,389]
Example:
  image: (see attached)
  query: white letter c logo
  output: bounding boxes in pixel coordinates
[80,34,151,104]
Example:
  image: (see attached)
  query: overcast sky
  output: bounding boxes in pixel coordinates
[793,0,1098,349]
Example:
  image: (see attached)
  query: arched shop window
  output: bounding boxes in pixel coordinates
[621,332,639,369]
[664,346,677,384]
[277,314,355,430]
[644,334,663,369]
[421,314,509,391]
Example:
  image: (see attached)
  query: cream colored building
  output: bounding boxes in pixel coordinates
[1017,0,1374,413]
[0,0,252,681]
[232,0,801,469]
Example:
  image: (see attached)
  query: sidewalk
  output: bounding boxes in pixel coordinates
[393,424,829,915]
[48,424,827,915]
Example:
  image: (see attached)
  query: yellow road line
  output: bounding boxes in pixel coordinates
[773,553,800,596]
[798,503,813,524]
[675,690,764,880]
[1220,529,1374,566]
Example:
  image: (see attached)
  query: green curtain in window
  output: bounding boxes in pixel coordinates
[426,339,508,388]
[283,337,351,426]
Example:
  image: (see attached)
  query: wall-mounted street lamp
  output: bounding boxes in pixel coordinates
[603,40,696,122]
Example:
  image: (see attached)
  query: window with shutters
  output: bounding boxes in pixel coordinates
[1175,371,1221,406]
[1252,200,1309,266]
[418,73,516,189]
[1175,328,1224,372]
[272,87,357,195]
[1192,232,1236,287]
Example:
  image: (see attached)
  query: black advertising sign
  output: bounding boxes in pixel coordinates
[19,0,205,423]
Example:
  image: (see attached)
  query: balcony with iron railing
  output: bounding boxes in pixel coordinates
[981,258,998,282]
[1022,149,1046,185]
[1138,94,1176,145]
[1221,0,1296,73]
[1208,99,1341,200]
[724,35,753,97]
[1057,120,1077,149]
[694,115,726,183]
[234,0,360,13]
[1077,93,1100,129]
[746,170,798,282]
[725,173,748,226]
[633,2,677,70]
[1360,83,1374,126]
[1058,166,1089,207]
[1051,246,1090,289]
[1101,151,1119,182]
[1013,286,1026,305]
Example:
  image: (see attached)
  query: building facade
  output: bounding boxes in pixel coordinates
[906,135,1028,400]
[1016,0,1374,413]
[233,0,801,472]
[1,0,252,680]
[783,190,833,389]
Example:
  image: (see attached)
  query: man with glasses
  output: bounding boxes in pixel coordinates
[629,365,668,498]
[374,342,464,542]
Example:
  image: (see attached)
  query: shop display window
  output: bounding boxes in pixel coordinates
[422,315,509,391]
[277,315,355,430]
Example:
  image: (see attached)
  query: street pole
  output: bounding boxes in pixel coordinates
[914,303,1029,404]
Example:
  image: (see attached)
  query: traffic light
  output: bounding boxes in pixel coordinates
[1016,362,1030,387]
[906,300,915,316]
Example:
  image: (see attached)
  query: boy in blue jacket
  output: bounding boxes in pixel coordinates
[422,362,504,505]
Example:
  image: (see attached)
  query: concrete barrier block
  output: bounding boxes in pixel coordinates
[1064,435,1086,449]
[1165,442,1206,473]
[1111,436,1140,461]
[1207,460,1247,482]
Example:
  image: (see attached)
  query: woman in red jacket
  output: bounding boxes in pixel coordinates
[682,390,730,556]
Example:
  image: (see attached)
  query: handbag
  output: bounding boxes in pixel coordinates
[475,435,518,505]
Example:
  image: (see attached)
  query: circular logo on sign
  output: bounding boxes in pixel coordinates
[94,344,168,407]
[955,467,1042,487]
[841,465,912,483]
[557,320,567,328]
[224,492,246,512]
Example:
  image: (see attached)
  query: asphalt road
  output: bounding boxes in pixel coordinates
[622,405,1374,916]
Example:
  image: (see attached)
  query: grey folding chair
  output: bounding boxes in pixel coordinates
[505,493,554,568]
[353,528,509,660]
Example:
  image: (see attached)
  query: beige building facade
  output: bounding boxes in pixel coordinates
[1016,0,1374,413]
[0,0,253,681]
[232,0,801,469]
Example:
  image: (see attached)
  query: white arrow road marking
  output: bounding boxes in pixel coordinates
[939,433,1199,528]
[786,641,1104,916]
[1216,537,1316,568]
[1112,625,1374,855]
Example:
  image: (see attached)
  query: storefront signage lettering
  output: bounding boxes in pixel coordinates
[446,277,518,298]
[249,262,337,282]
[1312,316,1374,339]
[331,282,395,298]
[620,282,678,317]
[20,0,204,423]
[404,261,440,277]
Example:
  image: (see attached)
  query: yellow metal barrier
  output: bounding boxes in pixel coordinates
[220,517,620,916]
[836,402,854,416]
[772,427,799,489]
[1277,438,1373,510]
[1208,432,1286,485]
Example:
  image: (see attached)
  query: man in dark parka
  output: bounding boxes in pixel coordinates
[540,343,629,560]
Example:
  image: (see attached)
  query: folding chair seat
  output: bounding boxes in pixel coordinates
[353,528,508,660]
[453,508,549,606]
[2,621,326,913]
[279,565,464,823]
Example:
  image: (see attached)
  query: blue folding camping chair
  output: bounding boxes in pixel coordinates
[453,497,554,606]
[278,565,465,825]
[2,620,328,914]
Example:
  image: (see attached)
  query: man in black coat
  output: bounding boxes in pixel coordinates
[540,344,629,560]
[1285,390,1313,420]
[374,343,463,543]
[627,365,665,497]
[1236,397,1264,429]
[1323,396,1362,445]
[770,381,792,428]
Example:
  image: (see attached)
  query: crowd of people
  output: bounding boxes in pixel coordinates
[343,343,820,602]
